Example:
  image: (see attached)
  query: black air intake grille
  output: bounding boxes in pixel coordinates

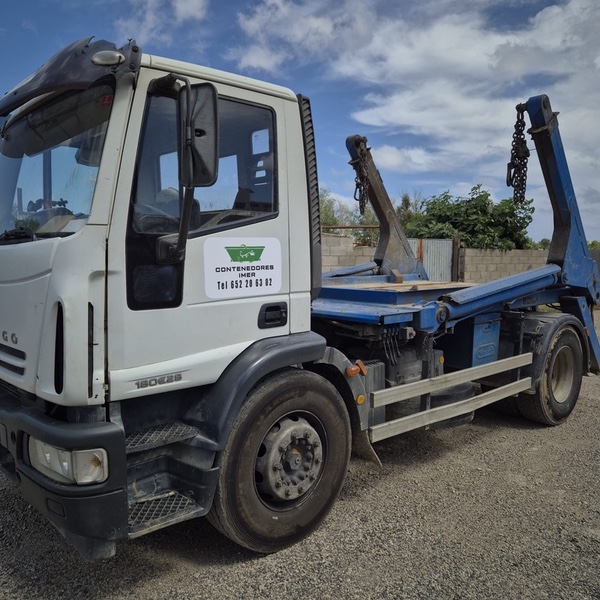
[0,343,25,376]
[298,94,322,300]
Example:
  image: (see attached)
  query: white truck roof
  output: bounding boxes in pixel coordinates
[142,53,299,101]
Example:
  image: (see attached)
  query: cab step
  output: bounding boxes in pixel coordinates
[128,491,200,537]
[125,421,199,454]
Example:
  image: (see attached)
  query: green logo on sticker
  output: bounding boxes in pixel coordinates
[225,245,265,263]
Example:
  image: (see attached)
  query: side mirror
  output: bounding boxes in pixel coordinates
[178,82,218,188]
[158,80,218,264]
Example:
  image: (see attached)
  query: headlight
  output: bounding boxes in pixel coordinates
[28,438,108,485]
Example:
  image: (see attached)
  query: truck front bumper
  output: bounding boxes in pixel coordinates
[0,391,128,559]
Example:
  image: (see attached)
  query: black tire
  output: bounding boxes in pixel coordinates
[429,382,476,429]
[517,326,583,425]
[486,390,522,418]
[207,369,351,553]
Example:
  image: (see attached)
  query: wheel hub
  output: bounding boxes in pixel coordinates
[255,416,323,501]
[551,345,575,404]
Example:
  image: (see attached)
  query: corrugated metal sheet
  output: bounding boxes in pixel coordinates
[408,238,453,282]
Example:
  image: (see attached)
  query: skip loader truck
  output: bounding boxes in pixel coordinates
[0,37,598,560]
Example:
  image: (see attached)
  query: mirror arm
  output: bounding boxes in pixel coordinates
[156,187,195,264]
[176,186,195,257]
[180,76,194,187]
[157,75,195,265]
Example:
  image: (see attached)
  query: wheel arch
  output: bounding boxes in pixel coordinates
[186,332,326,451]
[521,311,589,392]
[306,363,360,433]
[307,347,381,465]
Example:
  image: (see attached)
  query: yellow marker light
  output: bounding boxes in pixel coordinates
[346,365,361,377]
[356,394,366,405]
[355,359,368,376]
[346,361,368,377]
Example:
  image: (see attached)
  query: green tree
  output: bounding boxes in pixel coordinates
[403,185,535,250]
[538,238,551,250]
[319,187,354,236]
[396,192,425,238]
[348,204,379,246]
[319,187,340,230]
[321,184,535,250]
[397,192,414,223]
[492,195,535,249]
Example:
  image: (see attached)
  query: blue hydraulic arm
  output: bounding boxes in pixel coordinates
[523,95,600,371]
[441,95,600,372]
[523,95,600,299]
[319,97,600,372]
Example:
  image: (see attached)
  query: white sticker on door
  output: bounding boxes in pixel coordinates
[204,237,282,299]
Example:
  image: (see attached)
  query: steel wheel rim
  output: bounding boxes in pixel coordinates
[254,412,326,510]
[551,345,575,404]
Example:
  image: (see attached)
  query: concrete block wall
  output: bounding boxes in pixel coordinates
[459,248,548,283]
[322,234,373,272]
[322,233,551,283]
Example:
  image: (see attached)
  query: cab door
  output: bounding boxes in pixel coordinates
[106,69,291,400]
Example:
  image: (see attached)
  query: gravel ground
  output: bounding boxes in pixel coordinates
[1,361,599,598]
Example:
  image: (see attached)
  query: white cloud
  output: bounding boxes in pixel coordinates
[316,0,599,240]
[22,21,38,35]
[236,44,289,73]
[331,13,508,86]
[230,0,375,73]
[115,0,210,47]
[132,0,598,239]
[173,0,208,22]
[491,1,600,80]
[372,145,437,174]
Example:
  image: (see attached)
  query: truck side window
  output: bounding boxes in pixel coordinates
[191,101,277,233]
[130,94,277,237]
[126,91,277,309]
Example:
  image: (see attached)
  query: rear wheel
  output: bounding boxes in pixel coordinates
[208,369,351,552]
[517,326,583,425]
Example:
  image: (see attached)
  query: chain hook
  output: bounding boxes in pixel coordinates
[506,103,530,204]
[352,136,370,215]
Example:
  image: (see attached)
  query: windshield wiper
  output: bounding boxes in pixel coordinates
[0,227,36,245]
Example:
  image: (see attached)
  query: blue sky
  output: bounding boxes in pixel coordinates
[1,0,599,242]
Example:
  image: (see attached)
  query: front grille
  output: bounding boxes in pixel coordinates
[0,343,25,360]
[0,379,22,401]
[0,343,26,377]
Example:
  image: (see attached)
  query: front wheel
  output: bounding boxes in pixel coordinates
[517,326,583,425]
[208,369,351,552]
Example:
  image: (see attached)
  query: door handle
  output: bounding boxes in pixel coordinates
[258,302,288,329]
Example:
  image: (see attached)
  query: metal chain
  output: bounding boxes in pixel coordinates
[506,103,530,204]
[353,137,369,215]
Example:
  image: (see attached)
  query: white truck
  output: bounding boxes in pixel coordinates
[0,37,598,559]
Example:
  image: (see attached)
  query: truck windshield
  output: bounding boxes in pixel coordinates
[0,82,114,241]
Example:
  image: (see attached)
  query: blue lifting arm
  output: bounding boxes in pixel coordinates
[524,95,600,300]
[523,95,600,371]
